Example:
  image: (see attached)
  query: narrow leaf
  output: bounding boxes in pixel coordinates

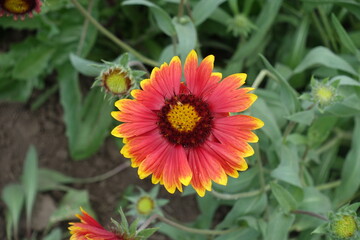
[192,0,227,25]
[1,184,25,237]
[21,145,38,230]
[270,182,298,213]
[335,117,360,205]
[173,16,197,61]
[294,46,357,75]
[122,0,176,36]
[69,53,102,77]
[12,45,55,80]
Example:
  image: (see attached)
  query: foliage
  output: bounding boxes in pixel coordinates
[1,0,360,239]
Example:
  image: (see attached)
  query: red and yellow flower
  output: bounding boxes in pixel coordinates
[111,50,264,197]
[0,0,41,20]
[69,208,124,240]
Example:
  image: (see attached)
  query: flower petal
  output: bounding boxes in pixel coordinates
[204,141,249,178]
[188,147,227,197]
[138,143,192,194]
[121,130,165,168]
[111,99,158,138]
[185,50,215,96]
[207,73,257,112]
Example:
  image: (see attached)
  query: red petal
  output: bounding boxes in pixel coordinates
[138,143,192,194]
[188,147,227,197]
[207,74,257,112]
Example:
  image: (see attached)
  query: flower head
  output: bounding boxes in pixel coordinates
[127,186,168,220]
[227,14,256,38]
[327,206,360,240]
[69,207,124,240]
[111,50,263,197]
[0,0,41,20]
[94,53,145,99]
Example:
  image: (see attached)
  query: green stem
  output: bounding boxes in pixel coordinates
[70,0,160,67]
[316,180,341,191]
[212,185,270,200]
[211,180,341,201]
[178,0,185,18]
[156,214,239,235]
[77,0,93,56]
[255,143,266,191]
[311,11,330,48]
[292,210,328,221]
[251,69,276,89]
[30,84,59,111]
[318,7,338,52]
[73,162,130,184]
[282,121,297,142]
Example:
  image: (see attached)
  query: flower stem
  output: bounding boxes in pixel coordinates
[316,180,341,191]
[251,69,276,89]
[211,185,270,200]
[73,162,130,184]
[178,0,185,18]
[292,210,328,221]
[255,143,266,192]
[211,179,341,201]
[155,214,239,235]
[70,0,160,67]
[77,0,93,56]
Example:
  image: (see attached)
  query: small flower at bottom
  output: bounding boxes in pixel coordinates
[0,0,41,20]
[69,207,125,240]
[111,49,264,197]
[69,207,157,240]
[327,205,360,240]
[126,186,168,221]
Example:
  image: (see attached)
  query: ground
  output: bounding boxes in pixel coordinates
[0,92,199,239]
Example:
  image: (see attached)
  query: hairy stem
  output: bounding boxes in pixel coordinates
[70,0,159,67]
[292,210,328,221]
[156,214,239,235]
[74,162,130,184]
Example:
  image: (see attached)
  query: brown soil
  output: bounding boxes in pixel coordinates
[0,92,199,239]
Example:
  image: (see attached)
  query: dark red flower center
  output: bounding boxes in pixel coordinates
[157,94,213,148]
[0,0,36,14]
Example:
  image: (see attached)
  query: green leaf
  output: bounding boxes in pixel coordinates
[251,98,282,144]
[43,228,62,240]
[173,16,197,61]
[270,182,298,213]
[69,53,102,77]
[307,115,337,148]
[217,193,267,229]
[38,168,76,191]
[293,187,331,231]
[259,55,300,114]
[265,210,295,240]
[225,0,283,75]
[122,0,176,36]
[12,45,55,80]
[271,145,302,187]
[1,184,25,237]
[49,189,92,226]
[21,145,38,230]
[335,117,360,205]
[72,88,114,160]
[331,14,358,55]
[137,228,158,239]
[58,63,81,153]
[192,0,227,25]
[285,109,315,126]
[215,228,260,240]
[294,46,357,75]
